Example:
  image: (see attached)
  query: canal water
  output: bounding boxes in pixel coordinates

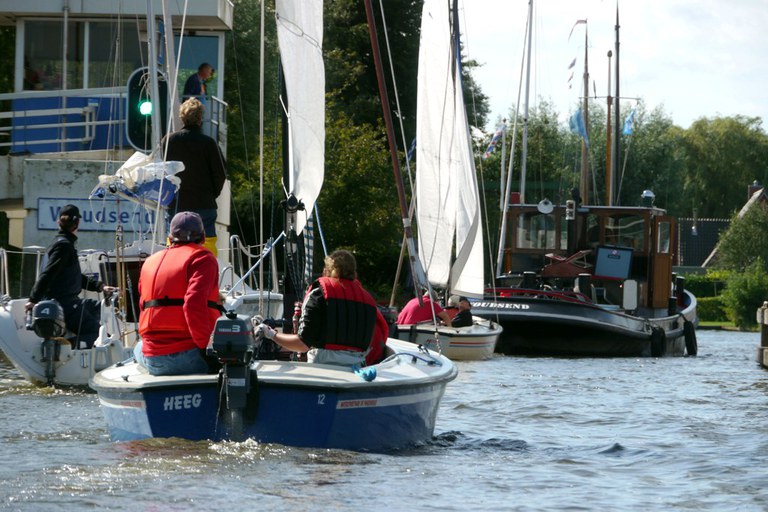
[1,329,767,511]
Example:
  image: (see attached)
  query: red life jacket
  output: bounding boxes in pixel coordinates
[316,276,377,352]
[139,244,221,355]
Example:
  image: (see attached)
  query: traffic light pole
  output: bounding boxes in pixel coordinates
[146,0,162,152]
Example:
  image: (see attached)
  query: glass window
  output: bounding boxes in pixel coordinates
[88,22,146,88]
[175,35,219,97]
[657,220,671,254]
[516,212,557,250]
[24,20,84,90]
[605,214,645,250]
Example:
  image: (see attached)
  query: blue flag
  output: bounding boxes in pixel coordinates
[483,125,504,159]
[623,109,636,135]
[569,109,589,148]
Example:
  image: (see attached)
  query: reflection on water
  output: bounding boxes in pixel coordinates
[1,330,768,511]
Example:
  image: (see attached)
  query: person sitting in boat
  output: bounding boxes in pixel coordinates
[133,211,222,376]
[396,290,452,327]
[25,204,117,349]
[450,296,474,328]
[255,249,389,366]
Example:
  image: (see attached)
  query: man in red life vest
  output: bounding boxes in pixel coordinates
[256,249,388,366]
[134,211,221,375]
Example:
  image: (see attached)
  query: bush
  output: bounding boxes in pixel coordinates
[720,258,768,330]
[696,296,727,322]
[681,272,727,298]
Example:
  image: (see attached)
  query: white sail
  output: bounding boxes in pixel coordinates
[275,0,325,235]
[416,0,484,297]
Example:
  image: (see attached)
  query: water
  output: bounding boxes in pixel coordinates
[2,330,767,511]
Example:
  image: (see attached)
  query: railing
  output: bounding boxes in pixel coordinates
[0,88,227,155]
[0,247,46,302]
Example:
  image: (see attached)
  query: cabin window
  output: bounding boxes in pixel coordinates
[24,20,84,90]
[516,212,557,250]
[174,35,220,98]
[605,214,645,250]
[657,220,671,254]
[88,22,146,88]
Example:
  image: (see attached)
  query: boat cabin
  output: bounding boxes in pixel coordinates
[0,1,233,252]
[497,202,675,311]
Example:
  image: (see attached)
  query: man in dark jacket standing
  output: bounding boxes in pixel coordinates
[162,97,226,255]
[25,205,116,348]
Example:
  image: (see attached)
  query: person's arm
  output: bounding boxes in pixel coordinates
[208,138,227,198]
[27,240,68,305]
[183,251,221,349]
[438,310,452,327]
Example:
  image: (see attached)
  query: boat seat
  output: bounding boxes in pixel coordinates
[541,250,593,278]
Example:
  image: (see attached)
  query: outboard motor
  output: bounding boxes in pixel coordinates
[31,300,66,339]
[207,311,257,440]
[29,300,67,386]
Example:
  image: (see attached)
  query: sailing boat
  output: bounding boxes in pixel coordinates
[391,0,501,361]
[471,2,698,357]
[0,1,282,387]
[89,0,457,451]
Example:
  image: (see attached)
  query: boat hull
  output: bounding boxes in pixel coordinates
[472,292,697,357]
[394,317,502,360]
[90,338,458,451]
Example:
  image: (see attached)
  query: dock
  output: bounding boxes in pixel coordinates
[757,302,768,369]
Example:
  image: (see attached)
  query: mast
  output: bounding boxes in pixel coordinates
[605,50,612,205]
[519,0,533,204]
[579,22,589,205]
[363,0,428,293]
[611,3,620,206]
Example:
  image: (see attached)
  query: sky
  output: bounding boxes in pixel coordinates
[461,0,768,133]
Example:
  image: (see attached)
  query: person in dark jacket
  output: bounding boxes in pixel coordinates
[182,62,213,100]
[451,296,474,328]
[25,205,116,348]
[162,97,226,255]
[256,250,388,366]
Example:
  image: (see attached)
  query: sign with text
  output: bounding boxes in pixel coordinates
[37,199,158,231]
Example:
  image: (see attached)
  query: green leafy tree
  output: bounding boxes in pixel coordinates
[715,201,768,272]
[681,116,768,218]
[720,258,768,330]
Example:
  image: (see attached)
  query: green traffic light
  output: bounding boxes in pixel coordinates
[139,100,153,116]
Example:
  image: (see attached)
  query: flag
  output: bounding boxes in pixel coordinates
[406,137,417,162]
[569,108,589,148]
[567,57,577,70]
[483,125,504,159]
[622,108,636,135]
[568,19,587,41]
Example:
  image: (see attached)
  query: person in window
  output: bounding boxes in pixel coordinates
[256,250,388,366]
[25,205,116,348]
[182,63,214,100]
[451,296,474,328]
[134,212,222,376]
[162,98,226,255]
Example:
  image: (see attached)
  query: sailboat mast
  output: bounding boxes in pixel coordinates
[611,4,620,206]
[519,0,533,204]
[579,22,589,204]
[605,50,612,205]
[363,0,428,291]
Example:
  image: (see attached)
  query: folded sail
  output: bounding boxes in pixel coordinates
[275,0,325,235]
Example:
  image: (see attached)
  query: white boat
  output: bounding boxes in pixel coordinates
[0,2,283,387]
[393,0,501,360]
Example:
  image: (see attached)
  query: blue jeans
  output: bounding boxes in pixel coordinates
[134,341,209,376]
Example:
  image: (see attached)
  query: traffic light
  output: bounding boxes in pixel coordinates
[126,67,169,151]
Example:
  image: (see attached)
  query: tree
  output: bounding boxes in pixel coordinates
[681,116,768,218]
[715,201,768,272]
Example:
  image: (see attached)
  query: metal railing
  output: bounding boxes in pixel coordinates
[0,88,227,155]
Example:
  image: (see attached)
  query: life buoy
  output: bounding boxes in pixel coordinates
[684,320,698,356]
[650,327,666,357]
